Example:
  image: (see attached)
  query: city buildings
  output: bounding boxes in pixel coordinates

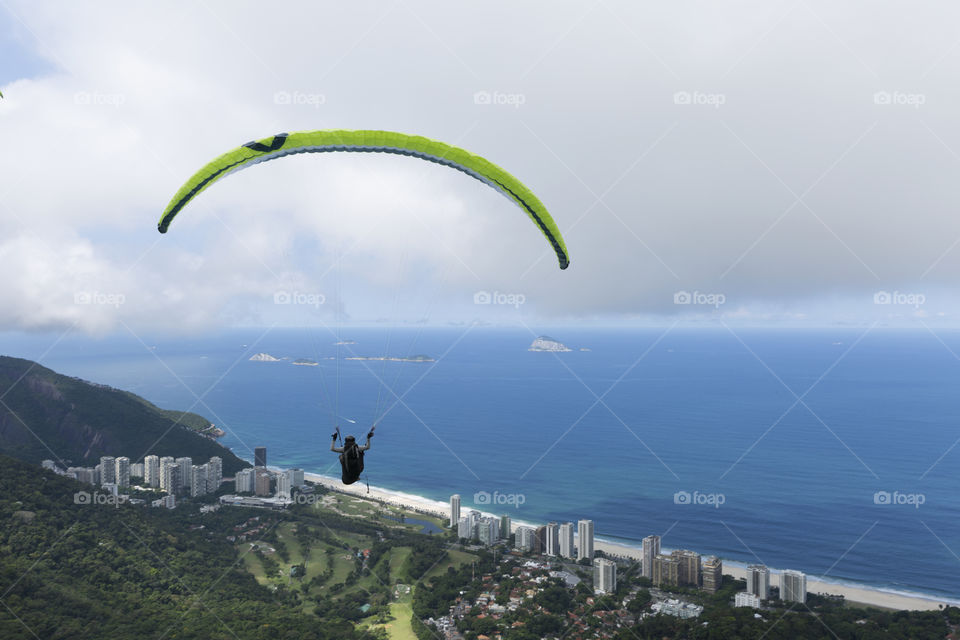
[254,469,271,496]
[235,468,255,493]
[449,494,460,527]
[515,526,536,551]
[748,564,770,600]
[159,457,179,493]
[781,570,807,604]
[115,457,130,488]
[175,457,193,488]
[190,464,208,498]
[457,516,472,540]
[653,554,680,587]
[673,549,702,587]
[254,446,267,468]
[99,456,116,485]
[593,558,617,594]
[144,455,160,488]
[735,591,761,608]
[702,556,722,594]
[207,457,222,492]
[545,522,559,556]
[642,535,660,579]
[577,519,594,561]
[286,467,304,487]
[500,514,511,540]
[276,473,291,499]
[559,522,575,558]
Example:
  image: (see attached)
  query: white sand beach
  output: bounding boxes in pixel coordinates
[305,472,955,612]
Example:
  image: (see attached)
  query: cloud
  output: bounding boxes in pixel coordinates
[3,1,960,331]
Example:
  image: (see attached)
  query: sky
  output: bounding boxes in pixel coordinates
[2,1,960,333]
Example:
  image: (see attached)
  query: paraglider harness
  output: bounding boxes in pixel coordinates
[334,426,373,489]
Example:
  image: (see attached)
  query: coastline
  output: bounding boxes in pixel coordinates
[304,471,957,612]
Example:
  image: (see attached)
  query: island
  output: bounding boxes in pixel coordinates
[334,339,357,345]
[291,358,318,366]
[248,352,281,362]
[528,336,572,352]
[345,354,435,363]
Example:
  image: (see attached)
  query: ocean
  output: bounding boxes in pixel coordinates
[4,326,959,601]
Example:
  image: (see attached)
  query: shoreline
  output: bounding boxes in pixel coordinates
[304,472,956,611]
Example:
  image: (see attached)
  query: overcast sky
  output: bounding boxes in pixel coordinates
[2,1,960,333]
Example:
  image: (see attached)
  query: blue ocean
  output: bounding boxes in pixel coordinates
[5,327,959,601]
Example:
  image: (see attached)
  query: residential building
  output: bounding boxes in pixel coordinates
[115,457,130,488]
[594,558,617,594]
[781,570,807,604]
[577,519,594,561]
[515,526,536,552]
[672,549,701,587]
[287,467,304,487]
[235,468,255,493]
[653,554,680,587]
[144,455,160,488]
[254,469,272,496]
[747,564,770,600]
[500,514,511,540]
[702,556,722,593]
[207,456,223,492]
[99,456,116,485]
[457,516,472,540]
[559,522,575,558]
[276,473,291,499]
[190,464,208,498]
[642,535,661,579]
[450,494,461,527]
[176,457,193,488]
[735,592,761,608]
[159,458,180,494]
[545,522,560,556]
[254,446,267,468]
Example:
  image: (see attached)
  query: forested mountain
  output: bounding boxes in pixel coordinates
[0,356,247,473]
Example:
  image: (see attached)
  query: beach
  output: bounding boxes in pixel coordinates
[306,472,956,612]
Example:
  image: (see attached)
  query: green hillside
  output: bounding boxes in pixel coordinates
[0,356,247,474]
[0,454,370,639]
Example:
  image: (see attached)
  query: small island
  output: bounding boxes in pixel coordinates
[249,352,281,362]
[529,336,572,352]
[291,358,318,366]
[345,354,435,363]
[334,339,358,345]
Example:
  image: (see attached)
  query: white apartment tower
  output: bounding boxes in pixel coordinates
[450,494,461,527]
[577,519,595,561]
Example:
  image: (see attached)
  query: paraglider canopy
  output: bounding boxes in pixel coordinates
[157,129,569,269]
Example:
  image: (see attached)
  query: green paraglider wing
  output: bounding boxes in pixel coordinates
[157,130,569,269]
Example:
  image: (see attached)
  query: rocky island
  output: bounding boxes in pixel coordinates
[345,354,435,362]
[248,352,281,362]
[291,358,318,366]
[528,336,572,352]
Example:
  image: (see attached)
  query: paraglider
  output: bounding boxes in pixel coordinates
[331,426,374,485]
[157,129,570,269]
